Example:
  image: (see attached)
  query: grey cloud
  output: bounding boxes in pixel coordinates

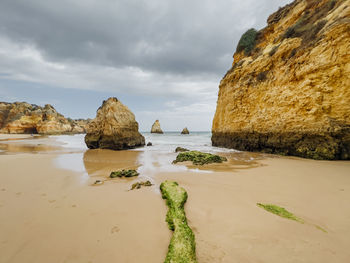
[0,0,293,76]
[0,0,293,130]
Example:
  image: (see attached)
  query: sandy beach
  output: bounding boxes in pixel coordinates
[0,135,350,263]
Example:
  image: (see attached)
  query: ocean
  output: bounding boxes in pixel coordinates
[51,132,238,179]
[53,132,236,154]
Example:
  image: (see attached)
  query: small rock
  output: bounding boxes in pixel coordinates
[110,169,139,178]
[130,180,153,190]
[93,180,104,185]
[147,142,152,146]
[175,147,189,152]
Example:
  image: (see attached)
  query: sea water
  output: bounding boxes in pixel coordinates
[52,132,238,181]
[52,132,236,154]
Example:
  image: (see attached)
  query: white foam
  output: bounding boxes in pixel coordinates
[50,134,88,150]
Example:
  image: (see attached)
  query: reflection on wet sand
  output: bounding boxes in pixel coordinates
[0,140,59,154]
[83,149,142,177]
[0,135,64,154]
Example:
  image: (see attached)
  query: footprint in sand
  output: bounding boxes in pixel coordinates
[72,204,77,208]
[111,226,120,234]
[16,192,22,196]
[198,239,226,262]
[191,226,199,234]
[48,200,56,203]
[1,188,6,191]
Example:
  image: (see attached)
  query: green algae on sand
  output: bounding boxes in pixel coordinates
[257,203,303,222]
[173,150,227,165]
[160,181,197,263]
[110,169,139,178]
[257,203,328,232]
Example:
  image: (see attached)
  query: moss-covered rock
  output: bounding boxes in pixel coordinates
[160,181,197,263]
[130,180,152,190]
[110,169,139,178]
[175,147,189,153]
[173,151,227,165]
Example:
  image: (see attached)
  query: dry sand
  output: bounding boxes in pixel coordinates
[0,136,350,263]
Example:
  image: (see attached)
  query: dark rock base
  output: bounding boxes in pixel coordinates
[85,134,145,150]
[211,130,350,160]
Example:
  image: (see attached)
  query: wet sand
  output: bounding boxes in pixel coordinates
[0,136,350,263]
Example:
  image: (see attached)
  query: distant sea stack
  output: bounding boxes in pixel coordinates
[212,0,350,160]
[181,127,189,134]
[85,97,145,150]
[151,120,163,134]
[0,101,88,134]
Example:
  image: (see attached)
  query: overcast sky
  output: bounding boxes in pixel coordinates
[0,0,292,131]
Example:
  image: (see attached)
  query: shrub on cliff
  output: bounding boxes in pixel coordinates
[236,28,258,55]
[282,0,333,44]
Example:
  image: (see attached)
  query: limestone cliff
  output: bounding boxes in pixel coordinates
[85,97,145,150]
[151,120,163,134]
[0,102,89,134]
[212,0,350,160]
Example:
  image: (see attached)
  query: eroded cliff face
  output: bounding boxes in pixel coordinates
[0,102,89,134]
[212,0,350,160]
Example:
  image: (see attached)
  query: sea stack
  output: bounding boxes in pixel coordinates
[85,97,145,150]
[212,0,350,160]
[151,120,163,134]
[181,127,189,134]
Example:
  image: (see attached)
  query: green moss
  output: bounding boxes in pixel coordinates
[110,169,139,178]
[160,181,197,263]
[257,203,328,233]
[296,144,336,160]
[315,225,328,233]
[236,28,258,55]
[130,180,152,190]
[257,203,303,223]
[173,151,227,165]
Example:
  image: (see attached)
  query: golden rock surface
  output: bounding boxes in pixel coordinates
[85,97,145,150]
[212,0,350,159]
[0,102,88,134]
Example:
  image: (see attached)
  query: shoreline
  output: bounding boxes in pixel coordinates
[0,135,350,262]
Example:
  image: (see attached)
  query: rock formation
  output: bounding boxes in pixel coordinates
[84,97,145,150]
[212,0,350,160]
[151,120,163,134]
[0,101,88,134]
[181,127,189,134]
